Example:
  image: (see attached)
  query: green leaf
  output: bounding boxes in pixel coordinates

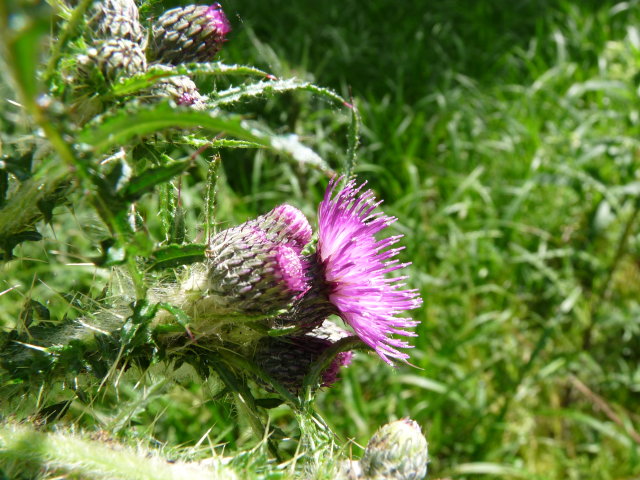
[43,0,93,87]
[169,205,186,245]
[270,134,333,173]
[93,238,126,267]
[345,101,360,178]
[156,303,191,328]
[79,103,333,172]
[204,156,220,242]
[158,183,176,243]
[120,160,192,200]
[0,170,7,208]
[147,243,206,271]
[3,151,34,181]
[78,102,268,154]
[180,136,264,150]
[120,300,157,354]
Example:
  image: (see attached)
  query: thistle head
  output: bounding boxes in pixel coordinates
[198,204,312,318]
[361,418,429,480]
[254,321,353,395]
[88,0,145,45]
[298,177,423,364]
[250,203,313,253]
[205,226,309,317]
[84,38,147,83]
[150,3,231,65]
[146,65,206,109]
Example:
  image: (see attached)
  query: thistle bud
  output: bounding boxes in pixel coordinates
[88,0,145,45]
[204,222,309,316]
[147,66,206,109]
[249,204,312,253]
[92,0,139,19]
[150,3,231,65]
[89,38,147,82]
[254,321,353,394]
[360,419,429,480]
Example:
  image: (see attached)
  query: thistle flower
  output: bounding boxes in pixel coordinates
[360,418,429,480]
[90,0,139,21]
[254,321,353,394]
[311,178,422,364]
[150,3,231,65]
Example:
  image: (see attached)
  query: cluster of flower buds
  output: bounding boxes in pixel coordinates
[75,1,231,108]
[83,0,147,83]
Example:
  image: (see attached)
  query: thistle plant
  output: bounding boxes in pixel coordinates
[0,0,424,478]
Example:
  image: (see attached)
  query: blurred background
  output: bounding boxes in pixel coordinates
[2,1,640,478]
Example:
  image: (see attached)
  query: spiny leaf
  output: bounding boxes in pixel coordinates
[270,134,333,173]
[111,62,273,97]
[1,230,43,260]
[180,136,264,150]
[78,103,332,172]
[210,78,348,108]
[345,101,361,178]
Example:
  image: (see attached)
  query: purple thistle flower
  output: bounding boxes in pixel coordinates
[315,177,422,364]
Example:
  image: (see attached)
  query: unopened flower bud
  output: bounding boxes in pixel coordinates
[147,65,206,109]
[254,321,353,394]
[90,38,147,82]
[249,204,312,253]
[205,224,309,316]
[88,0,145,45]
[361,419,429,480]
[150,3,231,65]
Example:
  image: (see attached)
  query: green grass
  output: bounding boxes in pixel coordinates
[2,0,640,479]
